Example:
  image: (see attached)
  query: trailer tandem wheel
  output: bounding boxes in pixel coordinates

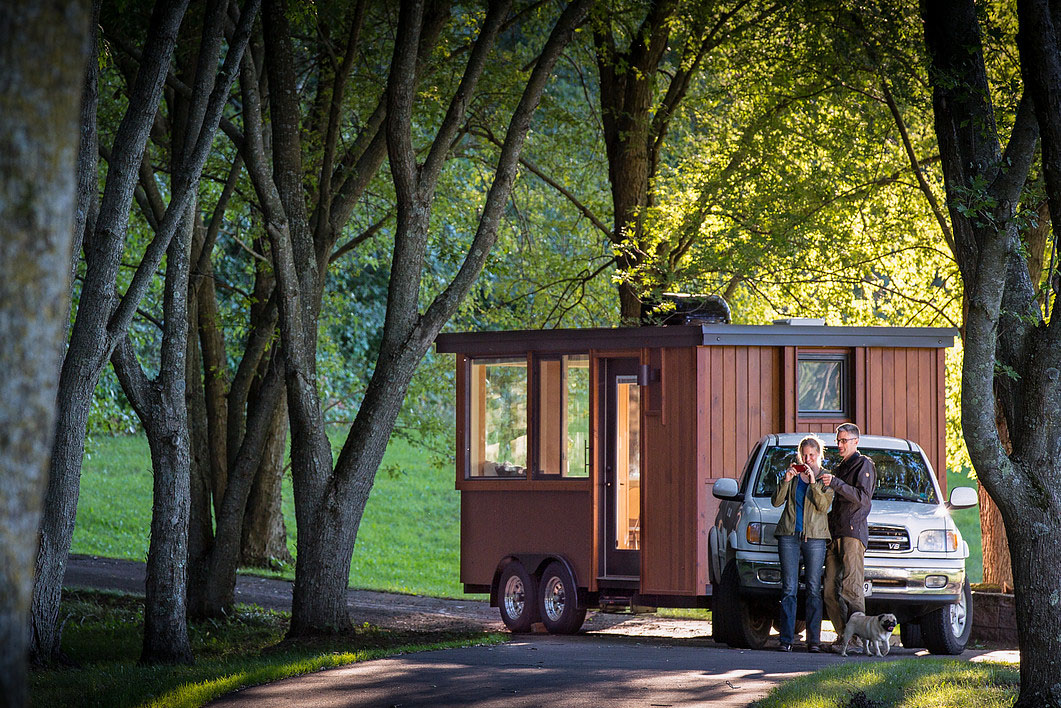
[498,561,539,633]
[538,561,587,634]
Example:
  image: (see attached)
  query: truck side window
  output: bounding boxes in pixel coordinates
[468,358,528,478]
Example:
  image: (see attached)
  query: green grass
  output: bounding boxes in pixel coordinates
[75,435,988,597]
[76,432,470,598]
[753,657,1018,708]
[32,590,505,708]
[946,469,982,584]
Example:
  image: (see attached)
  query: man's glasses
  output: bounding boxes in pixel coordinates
[836,436,857,444]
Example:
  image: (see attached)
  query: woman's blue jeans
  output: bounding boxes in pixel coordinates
[777,535,827,645]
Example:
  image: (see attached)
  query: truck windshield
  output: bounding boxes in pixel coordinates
[752,446,939,504]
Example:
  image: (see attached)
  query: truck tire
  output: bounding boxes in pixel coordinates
[716,560,772,649]
[711,560,737,644]
[899,621,923,649]
[922,579,973,655]
[498,561,538,633]
[538,561,586,634]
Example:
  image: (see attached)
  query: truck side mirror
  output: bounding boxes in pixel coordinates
[712,478,741,501]
[947,486,978,509]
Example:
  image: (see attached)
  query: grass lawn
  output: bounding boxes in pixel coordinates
[76,434,986,597]
[77,432,469,598]
[754,657,1018,708]
[32,590,504,708]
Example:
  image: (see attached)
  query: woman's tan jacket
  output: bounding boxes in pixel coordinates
[770,472,834,540]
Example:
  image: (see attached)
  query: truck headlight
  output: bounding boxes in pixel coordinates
[918,529,958,552]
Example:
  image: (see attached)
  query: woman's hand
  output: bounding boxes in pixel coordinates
[784,465,797,482]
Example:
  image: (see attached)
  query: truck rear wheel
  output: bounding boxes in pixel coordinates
[922,579,972,654]
[716,560,772,649]
[538,561,586,634]
[498,561,538,633]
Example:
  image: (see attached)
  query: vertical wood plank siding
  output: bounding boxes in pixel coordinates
[861,347,946,479]
[642,347,699,594]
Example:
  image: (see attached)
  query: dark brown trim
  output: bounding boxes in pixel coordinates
[435,324,958,356]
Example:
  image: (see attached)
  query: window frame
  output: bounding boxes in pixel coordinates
[796,350,851,419]
[465,355,530,480]
[530,353,591,479]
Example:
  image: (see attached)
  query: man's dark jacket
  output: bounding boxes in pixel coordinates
[826,451,876,546]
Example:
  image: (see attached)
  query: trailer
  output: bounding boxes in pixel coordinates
[434,320,957,633]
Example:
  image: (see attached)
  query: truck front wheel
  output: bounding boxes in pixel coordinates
[922,579,973,654]
[716,560,772,649]
[498,561,538,633]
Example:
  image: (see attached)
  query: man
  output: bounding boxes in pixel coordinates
[820,423,876,652]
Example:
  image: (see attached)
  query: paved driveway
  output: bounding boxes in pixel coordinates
[206,633,990,708]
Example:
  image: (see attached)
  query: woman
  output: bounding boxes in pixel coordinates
[770,435,834,652]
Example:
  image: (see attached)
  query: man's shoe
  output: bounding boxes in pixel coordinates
[808,644,821,653]
[778,643,793,652]
[828,641,847,654]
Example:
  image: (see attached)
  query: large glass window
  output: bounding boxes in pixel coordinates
[469,358,527,477]
[536,355,590,477]
[798,353,848,417]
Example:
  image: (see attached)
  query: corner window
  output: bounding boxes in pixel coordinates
[469,358,527,477]
[798,352,849,417]
[536,355,590,477]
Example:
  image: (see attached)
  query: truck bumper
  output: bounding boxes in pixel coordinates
[734,551,965,608]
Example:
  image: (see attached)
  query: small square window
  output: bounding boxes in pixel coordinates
[798,354,848,417]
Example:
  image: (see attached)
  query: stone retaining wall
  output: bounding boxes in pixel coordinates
[971,590,1018,646]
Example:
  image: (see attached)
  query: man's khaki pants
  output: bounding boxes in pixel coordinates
[823,536,866,640]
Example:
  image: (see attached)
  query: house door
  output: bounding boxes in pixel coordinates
[601,358,641,577]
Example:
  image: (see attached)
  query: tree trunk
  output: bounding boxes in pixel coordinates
[286,0,591,636]
[0,2,89,702]
[241,391,293,568]
[977,485,1013,591]
[31,0,191,664]
[924,0,1061,704]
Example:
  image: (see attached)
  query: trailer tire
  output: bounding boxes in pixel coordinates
[922,579,972,655]
[498,561,538,633]
[538,562,586,634]
[716,560,772,649]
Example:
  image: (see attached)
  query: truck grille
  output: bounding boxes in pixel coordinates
[868,524,910,552]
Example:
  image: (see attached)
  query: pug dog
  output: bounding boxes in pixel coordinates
[840,612,898,657]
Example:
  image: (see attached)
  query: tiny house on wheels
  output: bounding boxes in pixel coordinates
[434,318,957,634]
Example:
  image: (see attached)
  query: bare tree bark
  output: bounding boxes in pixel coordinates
[0,2,89,703]
[283,0,593,636]
[32,0,191,665]
[107,0,260,664]
[923,0,1061,703]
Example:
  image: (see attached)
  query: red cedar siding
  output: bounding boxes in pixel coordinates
[642,347,698,594]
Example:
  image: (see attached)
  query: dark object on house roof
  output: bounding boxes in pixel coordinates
[642,292,731,325]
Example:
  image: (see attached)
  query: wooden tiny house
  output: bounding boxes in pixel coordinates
[434,322,957,630]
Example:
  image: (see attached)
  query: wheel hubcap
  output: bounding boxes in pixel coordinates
[543,576,566,622]
[949,588,968,637]
[504,575,525,619]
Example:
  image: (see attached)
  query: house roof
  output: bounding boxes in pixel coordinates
[434,324,958,356]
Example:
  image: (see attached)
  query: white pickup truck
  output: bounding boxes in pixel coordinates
[709,433,978,654]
